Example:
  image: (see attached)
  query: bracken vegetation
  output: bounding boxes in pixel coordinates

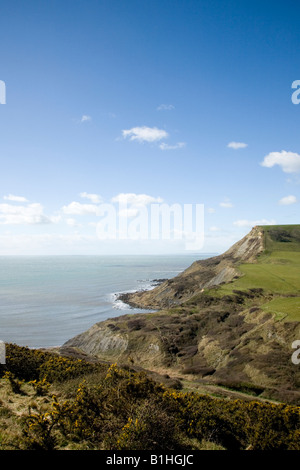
[0,343,299,450]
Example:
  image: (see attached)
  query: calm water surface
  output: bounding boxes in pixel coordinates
[0,254,209,348]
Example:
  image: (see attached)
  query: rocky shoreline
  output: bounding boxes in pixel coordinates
[117,278,167,309]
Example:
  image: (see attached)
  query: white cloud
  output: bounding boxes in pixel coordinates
[122,126,168,143]
[157,104,175,111]
[227,142,248,150]
[111,193,163,206]
[159,142,186,150]
[0,203,52,225]
[66,218,82,227]
[62,194,164,220]
[111,193,164,220]
[3,194,28,202]
[209,226,220,232]
[81,115,92,122]
[62,201,100,216]
[233,218,276,227]
[207,207,216,213]
[220,200,233,208]
[261,150,300,173]
[50,215,62,224]
[80,192,102,204]
[278,195,298,205]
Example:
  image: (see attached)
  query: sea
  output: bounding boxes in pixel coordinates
[0,254,211,348]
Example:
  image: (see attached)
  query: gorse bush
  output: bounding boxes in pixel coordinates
[1,343,106,383]
[0,344,299,450]
[115,400,184,451]
[23,405,60,450]
[39,356,102,383]
[29,378,51,396]
[162,389,300,450]
[3,371,25,395]
[2,344,49,381]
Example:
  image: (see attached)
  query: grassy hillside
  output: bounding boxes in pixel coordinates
[263,225,300,252]
[206,225,300,321]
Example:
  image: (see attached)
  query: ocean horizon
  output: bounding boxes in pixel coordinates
[0,254,213,348]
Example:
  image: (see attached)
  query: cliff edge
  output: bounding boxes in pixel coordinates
[119,226,265,309]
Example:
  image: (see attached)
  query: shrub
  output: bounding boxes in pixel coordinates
[3,344,49,381]
[115,400,184,451]
[29,378,51,396]
[3,371,25,395]
[39,356,101,383]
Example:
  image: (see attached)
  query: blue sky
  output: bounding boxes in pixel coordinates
[0,0,300,254]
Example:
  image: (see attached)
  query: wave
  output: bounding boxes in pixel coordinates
[109,280,157,312]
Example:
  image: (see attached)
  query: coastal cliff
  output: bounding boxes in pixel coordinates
[118,226,265,309]
[62,225,300,403]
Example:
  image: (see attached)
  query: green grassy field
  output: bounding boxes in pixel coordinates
[261,296,300,321]
[262,224,300,252]
[211,225,300,321]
